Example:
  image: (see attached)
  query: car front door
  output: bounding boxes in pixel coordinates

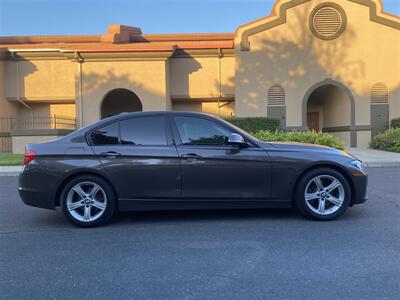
[90,115,181,200]
[171,115,270,199]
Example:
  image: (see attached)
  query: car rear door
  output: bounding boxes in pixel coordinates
[90,115,181,200]
[170,115,270,199]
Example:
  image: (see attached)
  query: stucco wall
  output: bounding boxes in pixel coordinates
[81,60,169,126]
[390,88,400,122]
[331,131,351,146]
[357,130,372,148]
[50,103,76,118]
[235,0,400,131]
[322,87,351,128]
[0,59,20,117]
[170,56,235,98]
[172,101,235,117]
[5,59,75,100]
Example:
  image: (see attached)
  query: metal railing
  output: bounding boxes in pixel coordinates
[0,117,16,132]
[0,117,16,153]
[0,115,76,153]
[17,115,76,130]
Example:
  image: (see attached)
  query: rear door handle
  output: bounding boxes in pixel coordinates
[100,151,121,158]
[181,153,202,160]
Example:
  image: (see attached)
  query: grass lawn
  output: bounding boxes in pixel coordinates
[0,154,24,166]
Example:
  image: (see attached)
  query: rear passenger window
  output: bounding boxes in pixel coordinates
[120,117,167,146]
[91,122,119,145]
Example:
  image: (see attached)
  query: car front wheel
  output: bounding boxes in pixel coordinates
[61,175,116,227]
[295,168,351,220]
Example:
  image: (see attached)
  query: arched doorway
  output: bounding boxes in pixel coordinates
[303,80,356,147]
[100,88,142,119]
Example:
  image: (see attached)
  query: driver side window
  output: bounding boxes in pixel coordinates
[174,116,232,146]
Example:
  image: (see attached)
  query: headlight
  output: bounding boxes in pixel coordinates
[349,160,366,172]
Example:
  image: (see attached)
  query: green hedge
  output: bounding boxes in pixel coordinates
[253,130,345,150]
[370,128,400,153]
[224,117,280,133]
[391,118,400,129]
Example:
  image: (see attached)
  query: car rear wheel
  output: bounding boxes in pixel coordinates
[61,175,116,227]
[295,168,351,220]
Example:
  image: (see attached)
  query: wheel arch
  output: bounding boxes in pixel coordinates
[55,171,118,207]
[291,163,356,206]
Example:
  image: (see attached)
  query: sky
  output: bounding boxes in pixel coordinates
[0,0,399,36]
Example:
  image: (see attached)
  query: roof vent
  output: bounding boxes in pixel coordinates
[310,3,347,40]
[371,83,389,104]
[268,85,285,106]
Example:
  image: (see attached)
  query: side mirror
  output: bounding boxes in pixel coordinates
[228,133,248,147]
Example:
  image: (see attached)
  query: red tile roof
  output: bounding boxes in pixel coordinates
[0,29,235,53]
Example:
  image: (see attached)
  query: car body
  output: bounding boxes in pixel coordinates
[19,111,367,226]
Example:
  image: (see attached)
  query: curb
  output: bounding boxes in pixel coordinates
[0,172,21,177]
[366,162,400,168]
[0,166,23,177]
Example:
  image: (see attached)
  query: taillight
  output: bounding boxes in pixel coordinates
[24,150,37,165]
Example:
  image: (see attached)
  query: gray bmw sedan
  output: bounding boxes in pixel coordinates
[19,111,367,227]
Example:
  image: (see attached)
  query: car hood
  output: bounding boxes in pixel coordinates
[259,141,355,158]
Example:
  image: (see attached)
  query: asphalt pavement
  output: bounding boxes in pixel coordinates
[0,167,399,299]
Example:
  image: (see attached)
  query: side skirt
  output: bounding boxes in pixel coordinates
[118,199,292,211]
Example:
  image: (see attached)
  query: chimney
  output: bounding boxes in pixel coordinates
[101,24,142,43]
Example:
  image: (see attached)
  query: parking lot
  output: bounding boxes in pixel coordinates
[1,167,399,299]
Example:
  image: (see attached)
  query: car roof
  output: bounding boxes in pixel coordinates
[78,111,218,133]
[101,110,215,122]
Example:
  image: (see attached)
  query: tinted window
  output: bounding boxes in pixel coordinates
[91,122,119,145]
[120,117,167,146]
[174,116,232,145]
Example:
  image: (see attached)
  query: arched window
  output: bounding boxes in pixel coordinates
[267,85,286,128]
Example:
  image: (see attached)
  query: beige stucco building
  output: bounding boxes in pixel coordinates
[0,0,399,153]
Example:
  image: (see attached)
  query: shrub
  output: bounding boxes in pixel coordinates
[369,128,400,153]
[224,117,280,133]
[391,118,400,129]
[253,130,345,150]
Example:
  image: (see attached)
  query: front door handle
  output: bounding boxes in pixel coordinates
[100,151,121,158]
[181,153,202,160]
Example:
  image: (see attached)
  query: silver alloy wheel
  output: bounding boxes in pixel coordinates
[304,175,345,216]
[66,181,107,222]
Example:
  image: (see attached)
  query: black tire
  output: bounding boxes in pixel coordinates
[294,168,351,221]
[61,175,116,227]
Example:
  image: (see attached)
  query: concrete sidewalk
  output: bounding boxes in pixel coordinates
[345,148,400,167]
[0,166,23,176]
[0,148,399,176]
